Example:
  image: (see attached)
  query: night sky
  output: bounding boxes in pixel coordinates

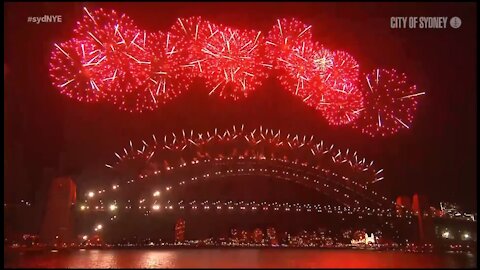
[4,2,477,211]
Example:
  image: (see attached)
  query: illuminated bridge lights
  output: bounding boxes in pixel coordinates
[75,126,431,237]
[81,200,413,218]
[94,161,382,208]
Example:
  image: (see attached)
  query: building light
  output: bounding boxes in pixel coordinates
[109,204,117,211]
[442,231,450,239]
[153,191,160,197]
[82,235,88,240]
[152,204,160,211]
[88,192,95,198]
[96,224,103,230]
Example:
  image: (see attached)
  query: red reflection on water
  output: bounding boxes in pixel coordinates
[4,249,476,268]
[294,250,448,268]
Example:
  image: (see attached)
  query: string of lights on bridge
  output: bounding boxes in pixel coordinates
[83,126,388,203]
[104,125,384,179]
[86,164,390,208]
[81,196,417,236]
[49,8,426,137]
[82,165,392,207]
[76,126,421,236]
[81,196,420,237]
[80,199,415,219]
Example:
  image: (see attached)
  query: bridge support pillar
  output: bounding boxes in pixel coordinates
[40,176,76,245]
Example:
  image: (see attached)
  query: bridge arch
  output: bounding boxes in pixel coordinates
[118,157,389,208]
[84,126,392,208]
[75,126,417,242]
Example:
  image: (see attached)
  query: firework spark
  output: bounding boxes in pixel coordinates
[319,50,360,89]
[202,25,269,100]
[318,83,364,126]
[49,39,107,102]
[354,68,425,137]
[73,8,151,99]
[169,16,217,79]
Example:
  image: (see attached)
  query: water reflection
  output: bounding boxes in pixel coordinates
[139,251,178,268]
[4,249,477,268]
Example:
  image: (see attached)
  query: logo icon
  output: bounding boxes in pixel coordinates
[450,17,462,29]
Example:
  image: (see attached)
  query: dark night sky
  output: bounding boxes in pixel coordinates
[4,2,477,211]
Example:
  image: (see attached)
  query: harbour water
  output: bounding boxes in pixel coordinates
[4,249,476,268]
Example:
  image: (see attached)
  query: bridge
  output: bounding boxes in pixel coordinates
[71,126,430,242]
[31,126,474,246]
[81,125,395,208]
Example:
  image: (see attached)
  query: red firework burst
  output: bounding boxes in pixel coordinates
[278,40,320,100]
[72,8,150,96]
[294,74,329,108]
[267,19,318,100]
[318,83,364,126]
[313,46,334,73]
[202,24,269,100]
[49,38,107,102]
[48,7,426,128]
[320,50,360,89]
[265,18,313,69]
[111,31,190,113]
[169,16,219,79]
[303,48,361,115]
[354,68,425,137]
